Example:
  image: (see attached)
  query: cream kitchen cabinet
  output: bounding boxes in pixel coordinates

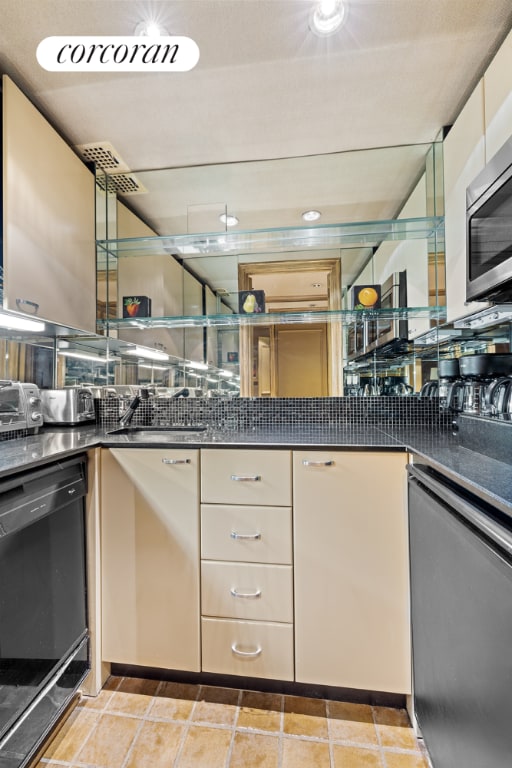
[444,81,487,324]
[116,201,185,358]
[2,76,96,332]
[100,448,200,671]
[293,450,411,694]
[200,449,294,680]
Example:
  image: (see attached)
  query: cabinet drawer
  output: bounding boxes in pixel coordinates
[201,617,294,680]
[201,562,293,622]
[201,505,292,564]
[201,449,291,506]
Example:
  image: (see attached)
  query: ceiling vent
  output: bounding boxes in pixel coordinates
[75,141,147,196]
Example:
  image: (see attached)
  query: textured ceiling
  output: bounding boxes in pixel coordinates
[0,0,511,170]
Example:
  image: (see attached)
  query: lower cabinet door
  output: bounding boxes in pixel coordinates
[201,561,293,622]
[201,617,294,680]
[101,448,200,671]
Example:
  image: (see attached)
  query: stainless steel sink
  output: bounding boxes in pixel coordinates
[107,425,208,438]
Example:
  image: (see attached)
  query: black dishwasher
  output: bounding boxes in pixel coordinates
[0,455,89,768]
[408,463,512,768]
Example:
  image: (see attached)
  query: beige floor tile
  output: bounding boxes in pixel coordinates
[281,737,331,768]
[373,707,411,728]
[104,676,159,716]
[41,708,99,762]
[333,743,384,767]
[81,687,117,711]
[373,707,418,751]
[230,731,280,768]
[237,691,283,732]
[106,690,154,717]
[125,720,184,768]
[283,695,328,738]
[328,701,379,746]
[76,713,140,768]
[176,725,232,768]
[150,681,199,721]
[192,685,239,725]
[384,751,429,768]
[118,676,161,696]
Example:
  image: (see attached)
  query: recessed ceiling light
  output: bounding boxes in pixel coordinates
[302,210,322,222]
[219,213,239,227]
[134,19,169,36]
[309,0,347,37]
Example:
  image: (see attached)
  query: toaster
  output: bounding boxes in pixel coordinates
[41,387,96,425]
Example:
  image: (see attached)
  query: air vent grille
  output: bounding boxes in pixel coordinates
[76,141,130,172]
[76,141,147,195]
[95,173,148,196]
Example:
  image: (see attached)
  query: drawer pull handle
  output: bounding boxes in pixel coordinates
[231,643,262,658]
[230,474,261,482]
[302,460,334,467]
[230,588,262,599]
[230,531,261,540]
[162,458,191,465]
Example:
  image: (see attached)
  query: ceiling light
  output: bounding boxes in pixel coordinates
[134,20,169,36]
[309,0,346,36]
[219,213,239,227]
[138,363,168,370]
[125,346,169,361]
[59,351,106,362]
[0,312,45,332]
[218,370,234,378]
[302,210,322,222]
[185,361,208,370]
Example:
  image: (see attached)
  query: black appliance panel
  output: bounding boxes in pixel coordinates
[0,456,89,766]
[408,464,512,768]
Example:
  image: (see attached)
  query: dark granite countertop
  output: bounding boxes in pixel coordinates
[0,421,509,514]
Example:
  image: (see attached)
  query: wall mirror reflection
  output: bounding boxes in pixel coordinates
[96,140,447,397]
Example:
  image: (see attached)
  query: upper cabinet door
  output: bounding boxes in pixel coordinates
[2,75,96,332]
[484,28,512,162]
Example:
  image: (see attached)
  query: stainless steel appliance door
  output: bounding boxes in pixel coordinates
[408,464,512,768]
[466,135,512,301]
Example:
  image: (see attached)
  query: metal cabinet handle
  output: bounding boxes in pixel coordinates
[230,587,262,599]
[302,460,334,467]
[230,531,261,540]
[16,298,39,314]
[162,458,191,465]
[231,643,262,658]
[230,474,261,481]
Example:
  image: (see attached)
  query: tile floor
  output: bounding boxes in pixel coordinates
[35,676,431,768]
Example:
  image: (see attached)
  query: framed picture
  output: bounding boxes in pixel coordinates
[239,290,265,314]
[352,284,381,310]
[227,351,239,363]
[122,295,152,318]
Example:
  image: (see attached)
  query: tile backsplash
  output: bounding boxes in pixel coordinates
[97,395,450,432]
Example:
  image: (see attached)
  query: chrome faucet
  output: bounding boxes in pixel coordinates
[119,387,149,426]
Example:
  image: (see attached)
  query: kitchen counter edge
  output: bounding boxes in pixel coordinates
[0,425,509,514]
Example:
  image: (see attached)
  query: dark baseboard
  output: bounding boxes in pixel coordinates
[110,664,406,709]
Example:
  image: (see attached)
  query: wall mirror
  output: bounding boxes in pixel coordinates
[96,140,446,397]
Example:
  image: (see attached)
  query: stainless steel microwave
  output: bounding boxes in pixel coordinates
[466,135,512,302]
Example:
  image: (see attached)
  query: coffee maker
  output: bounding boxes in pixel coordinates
[438,358,461,410]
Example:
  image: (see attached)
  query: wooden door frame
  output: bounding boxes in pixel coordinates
[238,258,342,397]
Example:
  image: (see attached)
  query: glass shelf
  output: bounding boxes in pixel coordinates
[98,306,446,332]
[96,215,445,262]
